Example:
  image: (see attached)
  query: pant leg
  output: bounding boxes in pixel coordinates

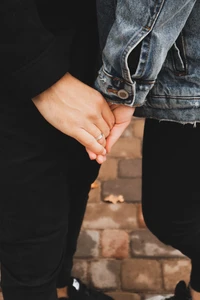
[0,95,76,300]
[142,119,200,292]
[56,140,100,288]
[55,19,101,288]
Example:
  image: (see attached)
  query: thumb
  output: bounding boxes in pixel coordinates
[106,122,129,153]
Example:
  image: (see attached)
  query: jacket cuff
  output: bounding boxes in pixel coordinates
[95,66,155,107]
[5,33,74,99]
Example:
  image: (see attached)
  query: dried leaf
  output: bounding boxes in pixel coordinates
[104,194,124,204]
[91,180,99,189]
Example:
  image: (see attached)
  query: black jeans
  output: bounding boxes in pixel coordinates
[142,119,200,292]
[0,94,100,300]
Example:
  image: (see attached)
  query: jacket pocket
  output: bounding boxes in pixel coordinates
[170,32,187,76]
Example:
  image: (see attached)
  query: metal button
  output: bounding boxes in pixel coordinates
[117,89,129,99]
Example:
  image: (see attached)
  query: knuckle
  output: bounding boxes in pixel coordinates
[85,139,94,148]
[88,109,101,121]
[104,128,110,138]
[98,139,106,147]
[93,114,102,122]
[94,91,104,104]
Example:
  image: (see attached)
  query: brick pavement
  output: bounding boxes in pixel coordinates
[72,117,191,299]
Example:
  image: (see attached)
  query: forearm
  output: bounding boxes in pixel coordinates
[0,0,74,99]
[95,0,197,107]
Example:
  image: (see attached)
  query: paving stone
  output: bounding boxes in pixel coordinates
[131,230,184,257]
[103,179,141,202]
[88,184,101,203]
[90,260,120,290]
[98,158,118,181]
[75,230,99,258]
[108,137,142,159]
[107,292,141,300]
[121,259,162,291]
[101,229,129,259]
[121,121,134,138]
[132,119,145,139]
[119,159,142,178]
[83,203,138,229]
[162,259,191,291]
[144,293,173,300]
[72,260,88,284]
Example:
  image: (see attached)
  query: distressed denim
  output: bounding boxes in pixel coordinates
[95,0,200,123]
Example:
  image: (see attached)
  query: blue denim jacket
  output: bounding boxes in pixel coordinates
[95,0,200,124]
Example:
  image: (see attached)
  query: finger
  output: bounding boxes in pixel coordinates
[86,148,97,160]
[94,118,111,139]
[96,135,106,147]
[86,148,107,164]
[101,101,115,130]
[75,129,106,156]
[106,122,129,153]
[84,123,107,147]
[96,154,107,164]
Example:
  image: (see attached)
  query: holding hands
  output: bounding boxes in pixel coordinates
[32,73,134,164]
[87,103,135,163]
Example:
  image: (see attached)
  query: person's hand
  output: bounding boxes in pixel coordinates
[106,104,135,152]
[32,73,115,156]
[86,104,135,163]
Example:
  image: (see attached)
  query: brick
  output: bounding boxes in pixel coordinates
[162,259,191,291]
[121,259,162,291]
[119,159,142,178]
[144,293,173,300]
[75,230,99,258]
[132,119,145,139]
[103,179,141,202]
[108,137,142,158]
[137,203,146,228]
[88,184,101,203]
[101,229,129,259]
[131,230,184,257]
[72,260,88,284]
[90,260,120,290]
[121,120,134,138]
[98,158,118,180]
[107,292,141,300]
[83,203,138,229]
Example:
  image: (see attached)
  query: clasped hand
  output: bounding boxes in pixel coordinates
[32,73,134,164]
[86,103,135,164]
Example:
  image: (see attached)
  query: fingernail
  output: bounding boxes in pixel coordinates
[102,148,106,155]
[106,147,110,154]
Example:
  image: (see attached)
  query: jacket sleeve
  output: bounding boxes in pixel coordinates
[95,0,197,107]
[0,0,74,99]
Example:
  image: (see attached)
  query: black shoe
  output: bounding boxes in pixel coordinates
[172,281,191,300]
[149,281,191,300]
[66,277,114,300]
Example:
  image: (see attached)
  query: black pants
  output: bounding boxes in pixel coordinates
[0,94,100,300]
[142,119,200,292]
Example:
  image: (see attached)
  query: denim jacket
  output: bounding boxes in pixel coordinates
[95,0,200,124]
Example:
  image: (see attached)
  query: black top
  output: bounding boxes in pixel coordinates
[0,0,99,99]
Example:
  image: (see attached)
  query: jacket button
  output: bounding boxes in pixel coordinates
[117,89,129,99]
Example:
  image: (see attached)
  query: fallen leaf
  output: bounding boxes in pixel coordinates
[91,180,99,189]
[104,194,124,204]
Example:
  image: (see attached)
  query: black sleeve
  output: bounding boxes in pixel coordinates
[0,0,74,98]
